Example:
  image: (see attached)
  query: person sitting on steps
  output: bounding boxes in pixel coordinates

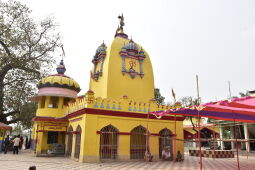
[176,150,184,162]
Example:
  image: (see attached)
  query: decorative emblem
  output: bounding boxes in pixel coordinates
[119,39,146,79]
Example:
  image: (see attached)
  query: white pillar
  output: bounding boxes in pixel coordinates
[243,123,250,152]
[193,139,197,148]
[219,125,224,150]
[230,126,235,150]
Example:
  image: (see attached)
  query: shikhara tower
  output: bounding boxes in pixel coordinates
[90,15,154,102]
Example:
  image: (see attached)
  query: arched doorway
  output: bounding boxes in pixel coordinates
[130,125,147,159]
[99,125,119,160]
[159,128,173,159]
[66,126,73,156]
[74,125,81,159]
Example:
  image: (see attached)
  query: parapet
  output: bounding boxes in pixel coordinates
[65,90,182,115]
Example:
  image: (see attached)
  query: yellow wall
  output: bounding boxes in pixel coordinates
[77,114,184,162]
[89,37,154,102]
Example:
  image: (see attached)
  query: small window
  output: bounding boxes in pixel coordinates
[63,98,69,107]
[40,96,46,108]
[49,96,58,108]
[47,132,58,144]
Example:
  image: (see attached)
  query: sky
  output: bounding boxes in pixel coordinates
[17,0,255,104]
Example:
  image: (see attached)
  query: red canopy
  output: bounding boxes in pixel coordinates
[0,122,12,131]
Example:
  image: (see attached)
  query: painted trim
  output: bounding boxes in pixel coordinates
[70,117,83,122]
[66,108,185,121]
[33,116,68,123]
[96,131,177,136]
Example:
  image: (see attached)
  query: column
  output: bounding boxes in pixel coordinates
[243,123,250,152]
[219,125,224,150]
[230,126,235,150]
[119,135,130,161]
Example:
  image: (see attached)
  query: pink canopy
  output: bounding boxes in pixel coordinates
[150,96,255,123]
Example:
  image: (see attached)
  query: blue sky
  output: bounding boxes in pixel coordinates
[18,0,255,103]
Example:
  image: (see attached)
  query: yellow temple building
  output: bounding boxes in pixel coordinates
[32,15,185,163]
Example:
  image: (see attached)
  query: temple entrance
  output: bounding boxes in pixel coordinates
[66,126,73,156]
[159,128,173,159]
[130,125,147,159]
[74,125,81,159]
[99,125,118,160]
[200,128,214,147]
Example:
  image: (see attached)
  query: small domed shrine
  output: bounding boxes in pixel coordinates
[32,15,184,163]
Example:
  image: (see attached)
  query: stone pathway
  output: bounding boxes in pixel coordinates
[0,150,255,170]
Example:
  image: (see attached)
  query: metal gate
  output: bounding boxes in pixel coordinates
[159,128,173,159]
[74,125,81,159]
[66,126,73,156]
[99,125,118,160]
[130,125,147,159]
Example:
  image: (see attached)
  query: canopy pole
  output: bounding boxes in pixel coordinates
[198,110,202,170]
[173,113,177,162]
[213,123,216,160]
[196,75,202,170]
[234,120,240,170]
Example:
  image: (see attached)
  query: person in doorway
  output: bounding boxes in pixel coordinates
[162,147,171,161]
[4,135,10,154]
[13,135,21,154]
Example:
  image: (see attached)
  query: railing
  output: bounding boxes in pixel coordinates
[65,90,181,115]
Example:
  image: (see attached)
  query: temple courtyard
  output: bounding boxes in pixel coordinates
[0,150,255,170]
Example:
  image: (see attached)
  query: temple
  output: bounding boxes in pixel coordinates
[32,15,185,162]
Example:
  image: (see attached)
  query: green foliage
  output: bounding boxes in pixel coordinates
[0,0,61,125]
[178,96,199,107]
[154,88,165,105]
[239,91,249,97]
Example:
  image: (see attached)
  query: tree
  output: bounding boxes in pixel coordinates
[0,0,61,125]
[154,88,165,105]
[239,91,249,97]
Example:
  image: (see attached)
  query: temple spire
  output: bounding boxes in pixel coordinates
[118,14,125,31]
[56,59,66,74]
[115,14,128,39]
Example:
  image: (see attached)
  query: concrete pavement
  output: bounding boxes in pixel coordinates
[0,150,255,170]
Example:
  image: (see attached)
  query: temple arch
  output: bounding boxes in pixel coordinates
[66,126,73,156]
[159,128,173,160]
[130,125,147,159]
[99,124,119,160]
[74,125,81,159]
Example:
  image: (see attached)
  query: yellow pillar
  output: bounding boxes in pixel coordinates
[36,131,43,155]
[150,135,159,160]
[38,96,42,108]
[82,115,99,162]
[45,96,50,108]
[119,135,130,160]
[58,97,64,109]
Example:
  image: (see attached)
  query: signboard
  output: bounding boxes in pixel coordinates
[44,126,66,132]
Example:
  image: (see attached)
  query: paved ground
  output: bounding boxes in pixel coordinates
[0,150,255,170]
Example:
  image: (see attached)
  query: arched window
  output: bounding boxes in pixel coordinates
[159,128,173,159]
[66,126,73,156]
[99,125,119,160]
[130,125,147,159]
[74,125,81,159]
